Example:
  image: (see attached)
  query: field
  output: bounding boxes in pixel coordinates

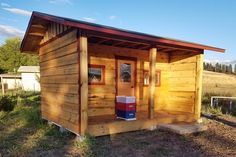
[203,70,236,96]
[0,71,236,157]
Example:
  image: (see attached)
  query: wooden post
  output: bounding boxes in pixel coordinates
[1,76,4,95]
[79,35,88,136]
[195,54,203,119]
[148,48,157,119]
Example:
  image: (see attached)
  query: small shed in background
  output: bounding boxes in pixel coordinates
[0,74,21,94]
[18,66,40,91]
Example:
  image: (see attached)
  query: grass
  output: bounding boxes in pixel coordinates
[202,71,236,116]
[0,92,74,156]
[1,71,236,156]
[203,71,236,96]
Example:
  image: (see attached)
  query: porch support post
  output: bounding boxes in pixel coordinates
[195,53,204,119]
[79,34,88,136]
[1,76,4,95]
[148,47,157,119]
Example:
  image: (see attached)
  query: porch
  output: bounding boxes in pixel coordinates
[88,111,196,136]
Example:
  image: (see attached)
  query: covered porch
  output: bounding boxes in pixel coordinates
[80,32,205,136]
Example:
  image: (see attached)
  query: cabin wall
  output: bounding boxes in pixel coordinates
[39,29,80,134]
[88,44,201,118]
[88,43,169,117]
[167,51,200,114]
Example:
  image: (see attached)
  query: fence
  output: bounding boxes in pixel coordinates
[211,96,236,115]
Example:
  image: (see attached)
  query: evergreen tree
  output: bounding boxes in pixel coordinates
[229,64,233,74]
[234,64,236,74]
[222,64,226,73]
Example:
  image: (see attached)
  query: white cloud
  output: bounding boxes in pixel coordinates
[3,7,32,16]
[1,3,10,7]
[82,17,96,22]
[0,24,24,37]
[49,0,72,5]
[109,15,116,20]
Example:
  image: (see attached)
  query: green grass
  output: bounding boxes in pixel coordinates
[0,92,73,156]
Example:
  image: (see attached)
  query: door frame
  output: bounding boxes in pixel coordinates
[115,55,137,97]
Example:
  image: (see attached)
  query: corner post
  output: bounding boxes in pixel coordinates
[79,33,88,136]
[195,53,204,119]
[1,76,4,95]
[148,47,157,119]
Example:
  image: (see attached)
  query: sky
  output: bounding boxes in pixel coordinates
[0,0,235,61]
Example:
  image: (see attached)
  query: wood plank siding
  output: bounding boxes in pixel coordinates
[21,12,223,137]
[88,43,201,118]
[39,27,79,134]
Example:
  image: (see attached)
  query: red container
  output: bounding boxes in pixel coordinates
[116,102,136,111]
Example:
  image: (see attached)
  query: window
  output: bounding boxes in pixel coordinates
[88,64,105,85]
[120,63,131,82]
[143,70,161,86]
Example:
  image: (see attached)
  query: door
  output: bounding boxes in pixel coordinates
[116,58,136,96]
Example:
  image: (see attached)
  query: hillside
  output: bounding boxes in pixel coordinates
[203,70,236,96]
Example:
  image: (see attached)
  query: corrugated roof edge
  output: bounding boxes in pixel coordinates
[21,11,225,53]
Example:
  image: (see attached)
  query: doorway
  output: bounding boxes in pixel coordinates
[116,56,136,96]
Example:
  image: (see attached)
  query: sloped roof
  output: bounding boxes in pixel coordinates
[21,11,225,53]
[18,66,40,73]
[0,74,21,78]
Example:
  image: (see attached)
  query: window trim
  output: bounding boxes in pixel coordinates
[88,64,105,85]
[143,70,161,87]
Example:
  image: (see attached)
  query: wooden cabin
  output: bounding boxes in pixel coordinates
[21,12,225,137]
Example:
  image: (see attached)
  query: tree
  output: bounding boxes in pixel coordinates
[229,64,233,74]
[0,37,38,73]
[222,64,226,73]
[234,64,236,74]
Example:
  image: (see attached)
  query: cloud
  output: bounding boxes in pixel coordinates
[1,3,10,7]
[49,0,72,5]
[0,24,24,37]
[109,15,116,20]
[3,7,32,16]
[82,17,96,22]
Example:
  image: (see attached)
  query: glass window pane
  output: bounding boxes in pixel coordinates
[143,70,161,86]
[144,71,149,85]
[89,67,102,83]
[120,63,131,82]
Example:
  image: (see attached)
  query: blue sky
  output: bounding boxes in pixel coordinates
[0,0,235,61]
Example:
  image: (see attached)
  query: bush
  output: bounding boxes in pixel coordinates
[0,95,17,112]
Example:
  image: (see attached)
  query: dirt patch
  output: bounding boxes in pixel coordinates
[67,115,235,157]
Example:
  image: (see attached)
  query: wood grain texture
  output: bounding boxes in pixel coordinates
[39,29,80,134]
[148,48,157,119]
[194,54,203,119]
[79,35,88,136]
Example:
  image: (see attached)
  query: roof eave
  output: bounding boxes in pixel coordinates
[21,11,225,53]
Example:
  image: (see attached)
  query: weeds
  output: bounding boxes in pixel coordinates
[0,95,17,112]
[74,134,96,157]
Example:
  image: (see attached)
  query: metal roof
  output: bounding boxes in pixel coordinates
[21,11,225,53]
[18,66,40,73]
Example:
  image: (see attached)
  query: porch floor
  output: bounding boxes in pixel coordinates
[88,111,193,125]
[88,111,197,136]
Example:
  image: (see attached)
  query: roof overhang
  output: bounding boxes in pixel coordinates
[21,11,225,53]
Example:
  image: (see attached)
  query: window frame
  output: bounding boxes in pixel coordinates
[88,64,105,85]
[143,70,161,87]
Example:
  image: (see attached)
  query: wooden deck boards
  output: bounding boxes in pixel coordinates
[88,111,196,136]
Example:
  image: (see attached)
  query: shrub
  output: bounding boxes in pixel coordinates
[0,95,17,112]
